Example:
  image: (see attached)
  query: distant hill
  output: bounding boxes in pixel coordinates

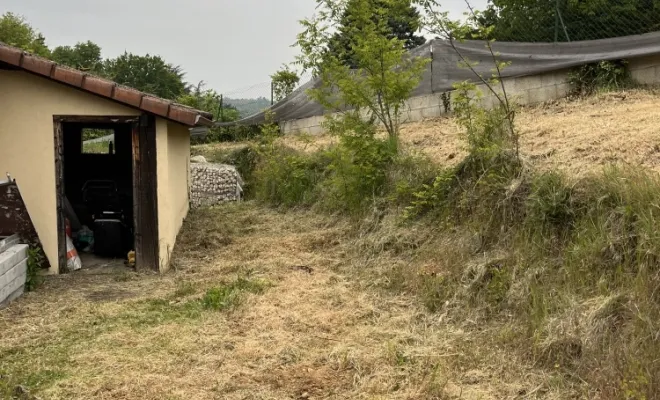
[225,97,271,118]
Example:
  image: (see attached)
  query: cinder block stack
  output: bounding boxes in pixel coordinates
[0,234,28,308]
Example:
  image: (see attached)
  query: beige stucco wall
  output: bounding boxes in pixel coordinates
[155,120,191,271]
[0,70,139,273]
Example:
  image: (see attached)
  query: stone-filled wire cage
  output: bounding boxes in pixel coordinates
[190,162,243,208]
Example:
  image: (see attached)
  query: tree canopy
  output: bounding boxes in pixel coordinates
[103,52,188,100]
[326,0,426,68]
[51,41,103,73]
[478,0,660,42]
[0,12,193,101]
[0,12,49,56]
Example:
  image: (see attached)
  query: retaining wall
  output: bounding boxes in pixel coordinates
[280,54,660,135]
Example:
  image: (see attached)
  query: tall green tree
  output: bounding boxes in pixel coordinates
[52,41,103,72]
[327,0,426,68]
[103,52,188,100]
[0,12,50,56]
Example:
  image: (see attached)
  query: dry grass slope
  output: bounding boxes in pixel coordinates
[271,88,660,177]
[1,204,575,399]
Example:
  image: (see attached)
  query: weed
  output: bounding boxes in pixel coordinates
[25,246,44,292]
[568,60,631,96]
[525,171,576,233]
[202,277,269,311]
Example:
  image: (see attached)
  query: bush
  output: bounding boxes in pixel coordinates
[568,60,631,96]
[253,145,328,207]
[318,134,397,213]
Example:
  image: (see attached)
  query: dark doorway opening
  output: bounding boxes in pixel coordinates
[53,115,160,273]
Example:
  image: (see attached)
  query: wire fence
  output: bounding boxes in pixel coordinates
[480,0,660,43]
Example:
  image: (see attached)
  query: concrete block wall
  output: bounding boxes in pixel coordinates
[629,55,660,84]
[0,238,28,308]
[280,53,660,135]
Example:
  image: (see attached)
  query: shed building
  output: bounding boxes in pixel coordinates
[0,42,213,273]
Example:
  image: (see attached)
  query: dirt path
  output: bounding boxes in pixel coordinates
[1,204,550,399]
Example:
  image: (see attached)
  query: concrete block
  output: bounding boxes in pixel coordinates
[0,258,27,288]
[541,70,569,88]
[0,244,28,276]
[406,95,427,110]
[0,284,25,309]
[629,54,660,71]
[405,109,424,123]
[0,264,27,308]
[306,125,325,135]
[527,86,558,105]
[556,82,572,98]
[631,66,658,85]
[421,105,443,119]
[0,234,20,254]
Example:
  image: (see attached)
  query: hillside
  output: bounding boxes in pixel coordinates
[225,97,271,118]
[275,88,660,176]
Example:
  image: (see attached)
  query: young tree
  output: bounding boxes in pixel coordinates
[327,0,426,68]
[0,12,50,57]
[52,41,103,73]
[420,0,519,157]
[296,0,429,149]
[103,52,188,100]
[271,66,300,101]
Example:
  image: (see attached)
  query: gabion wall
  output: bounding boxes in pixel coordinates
[190,163,243,208]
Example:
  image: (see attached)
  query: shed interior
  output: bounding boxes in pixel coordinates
[61,122,135,265]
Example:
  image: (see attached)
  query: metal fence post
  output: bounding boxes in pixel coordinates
[554,0,560,43]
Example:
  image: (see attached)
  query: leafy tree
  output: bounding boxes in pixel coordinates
[271,66,300,101]
[0,12,50,56]
[297,0,429,149]
[327,0,426,68]
[103,52,188,100]
[177,81,240,122]
[52,41,103,72]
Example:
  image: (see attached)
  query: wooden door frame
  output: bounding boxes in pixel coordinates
[53,114,159,273]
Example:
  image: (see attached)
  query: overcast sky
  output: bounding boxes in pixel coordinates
[2,0,488,97]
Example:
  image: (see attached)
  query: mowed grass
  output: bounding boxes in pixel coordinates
[0,202,560,400]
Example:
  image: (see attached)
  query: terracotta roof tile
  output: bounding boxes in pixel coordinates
[0,42,213,127]
[52,67,84,87]
[83,76,115,97]
[21,56,55,77]
[141,96,171,116]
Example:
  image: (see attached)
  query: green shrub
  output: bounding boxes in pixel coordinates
[319,134,396,213]
[25,246,44,292]
[568,60,631,96]
[253,146,327,207]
